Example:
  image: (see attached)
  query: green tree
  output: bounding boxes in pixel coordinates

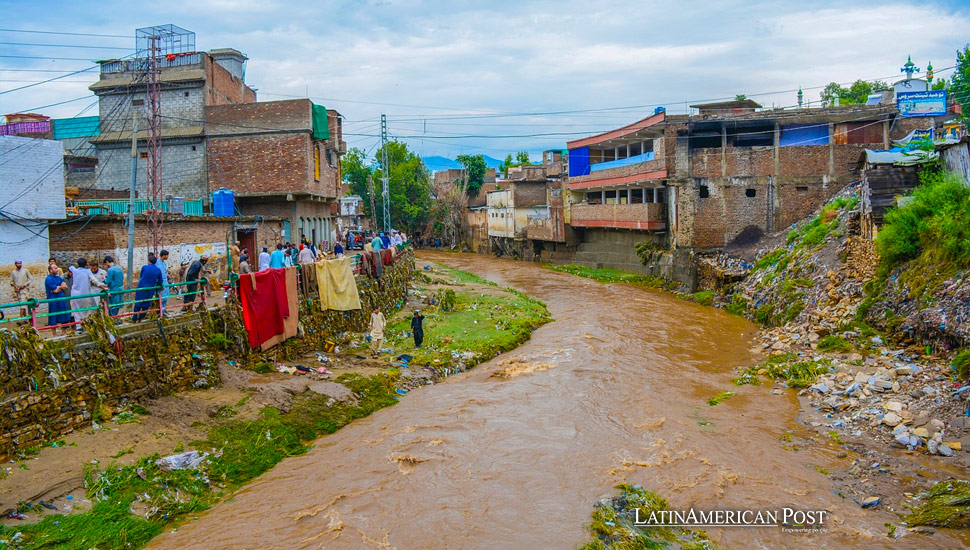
[456,154,487,196]
[932,78,949,91]
[735,93,747,100]
[341,147,373,215]
[370,141,431,233]
[515,151,531,165]
[952,44,970,125]
[820,79,890,106]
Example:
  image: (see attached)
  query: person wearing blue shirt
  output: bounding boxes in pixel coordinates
[133,253,163,322]
[380,232,391,249]
[155,250,170,317]
[44,263,71,334]
[371,235,383,251]
[334,241,344,256]
[103,256,125,316]
[269,244,285,269]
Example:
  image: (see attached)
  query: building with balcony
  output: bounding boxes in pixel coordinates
[560,100,934,286]
[206,99,346,246]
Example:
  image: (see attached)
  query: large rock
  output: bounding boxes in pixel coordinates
[882,412,903,427]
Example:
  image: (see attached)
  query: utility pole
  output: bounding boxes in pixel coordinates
[367,174,377,230]
[380,114,390,233]
[127,109,138,287]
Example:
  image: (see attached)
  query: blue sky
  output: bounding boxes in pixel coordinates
[1,0,968,160]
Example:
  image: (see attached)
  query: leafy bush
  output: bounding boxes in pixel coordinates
[877,171,970,274]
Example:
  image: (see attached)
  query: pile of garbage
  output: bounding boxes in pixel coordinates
[797,344,970,458]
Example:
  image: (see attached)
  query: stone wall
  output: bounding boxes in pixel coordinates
[0,319,220,460]
[0,248,415,459]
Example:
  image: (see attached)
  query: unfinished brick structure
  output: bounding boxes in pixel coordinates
[206,99,346,246]
[90,43,256,200]
[562,101,927,286]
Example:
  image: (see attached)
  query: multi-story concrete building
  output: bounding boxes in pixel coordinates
[88,26,255,201]
[206,99,346,247]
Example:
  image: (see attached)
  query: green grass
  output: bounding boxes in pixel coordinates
[753,249,788,271]
[734,353,832,388]
[386,281,551,369]
[786,196,858,250]
[707,391,735,406]
[544,264,670,287]
[692,291,714,306]
[878,170,970,276]
[817,335,852,353]
[905,480,970,528]
[580,484,720,550]
[953,349,970,379]
[0,372,402,550]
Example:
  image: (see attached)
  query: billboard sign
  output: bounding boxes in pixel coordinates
[897,90,947,117]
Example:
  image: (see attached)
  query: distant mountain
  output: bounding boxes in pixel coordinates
[421,154,507,173]
[481,155,504,169]
[421,156,462,172]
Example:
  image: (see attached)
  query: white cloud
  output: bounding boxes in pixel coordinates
[3,0,968,157]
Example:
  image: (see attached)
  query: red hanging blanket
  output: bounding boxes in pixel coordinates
[239,268,289,349]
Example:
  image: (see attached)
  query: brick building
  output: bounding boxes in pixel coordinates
[49,214,284,284]
[562,101,933,285]
[205,99,346,247]
[88,26,255,201]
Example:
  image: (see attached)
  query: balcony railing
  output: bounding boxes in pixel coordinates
[100,53,202,74]
[569,202,665,231]
[589,151,655,172]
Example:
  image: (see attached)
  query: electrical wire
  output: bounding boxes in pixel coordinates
[0,28,130,39]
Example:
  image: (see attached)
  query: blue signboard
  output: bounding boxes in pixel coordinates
[897,90,947,117]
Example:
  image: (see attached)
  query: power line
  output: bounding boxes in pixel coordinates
[0,55,104,61]
[0,42,131,50]
[0,28,130,39]
[0,66,98,95]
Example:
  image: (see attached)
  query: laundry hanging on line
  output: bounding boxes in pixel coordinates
[238,267,291,349]
[258,266,300,351]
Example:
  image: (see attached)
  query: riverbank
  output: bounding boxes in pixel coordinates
[704,183,970,540]
[0,262,550,550]
[539,206,969,544]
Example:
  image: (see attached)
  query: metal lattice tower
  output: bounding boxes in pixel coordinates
[145,34,162,253]
[135,25,195,254]
[380,114,391,233]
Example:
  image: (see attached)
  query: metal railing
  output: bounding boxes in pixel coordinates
[0,279,208,332]
[72,198,204,216]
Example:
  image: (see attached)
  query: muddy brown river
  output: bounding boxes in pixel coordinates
[149,252,962,549]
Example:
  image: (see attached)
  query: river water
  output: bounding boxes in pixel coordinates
[149,252,961,549]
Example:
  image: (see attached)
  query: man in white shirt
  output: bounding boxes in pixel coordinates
[258,247,271,271]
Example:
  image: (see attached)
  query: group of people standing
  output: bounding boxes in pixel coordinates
[6,250,208,335]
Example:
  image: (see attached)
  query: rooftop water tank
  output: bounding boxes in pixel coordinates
[212,188,235,217]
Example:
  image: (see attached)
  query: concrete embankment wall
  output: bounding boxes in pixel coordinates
[538,228,697,288]
[0,249,414,460]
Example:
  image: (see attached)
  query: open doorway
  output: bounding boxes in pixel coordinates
[236,229,256,261]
